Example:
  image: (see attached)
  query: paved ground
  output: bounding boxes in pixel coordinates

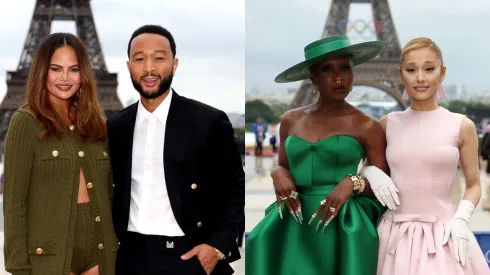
[245,155,490,241]
[0,155,488,274]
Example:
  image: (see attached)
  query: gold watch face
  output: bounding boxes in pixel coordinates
[216,249,225,260]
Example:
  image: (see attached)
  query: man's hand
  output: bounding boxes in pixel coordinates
[181,244,219,274]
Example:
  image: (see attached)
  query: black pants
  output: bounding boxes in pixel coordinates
[115,232,234,275]
[255,140,263,156]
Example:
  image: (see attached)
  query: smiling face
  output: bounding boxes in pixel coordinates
[46,45,81,105]
[400,47,446,102]
[399,37,446,104]
[127,33,178,99]
[309,55,354,101]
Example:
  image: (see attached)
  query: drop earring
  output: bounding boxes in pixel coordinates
[402,89,409,100]
[437,81,447,99]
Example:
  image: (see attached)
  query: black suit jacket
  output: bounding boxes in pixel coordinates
[106,90,245,263]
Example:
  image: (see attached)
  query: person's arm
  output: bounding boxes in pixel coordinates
[205,110,245,258]
[4,111,36,275]
[272,112,294,173]
[357,118,390,197]
[458,117,481,207]
[269,112,304,222]
[442,117,481,266]
[270,113,294,189]
[356,116,400,210]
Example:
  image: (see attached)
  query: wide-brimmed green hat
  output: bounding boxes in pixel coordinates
[274,35,387,83]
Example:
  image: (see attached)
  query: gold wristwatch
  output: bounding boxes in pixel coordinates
[215,248,226,260]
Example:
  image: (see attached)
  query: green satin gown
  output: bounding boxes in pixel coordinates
[245,135,387,275]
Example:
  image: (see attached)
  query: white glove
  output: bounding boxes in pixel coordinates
[358,165,400,211]
[442,200,475,266]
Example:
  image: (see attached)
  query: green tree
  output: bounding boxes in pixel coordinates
[466,103,490,125]
[245,100,276,123]
[444,100,467,114]
[270,103,289,122]
[440,101,490,134]
[233,127,245,138]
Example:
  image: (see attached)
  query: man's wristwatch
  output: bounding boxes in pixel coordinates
[215,248,226,260]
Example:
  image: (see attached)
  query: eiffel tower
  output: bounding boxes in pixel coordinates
[290,0,408,110]
[0,0,123,154]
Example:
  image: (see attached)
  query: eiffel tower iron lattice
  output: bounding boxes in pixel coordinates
[290,0,408,111]
[0,0,123,154]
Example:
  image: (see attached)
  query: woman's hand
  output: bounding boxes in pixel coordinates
[271,166,303,224]
[308,176,353,232]
[358,165,400,210]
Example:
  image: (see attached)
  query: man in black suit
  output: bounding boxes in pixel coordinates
[107,25,245,275]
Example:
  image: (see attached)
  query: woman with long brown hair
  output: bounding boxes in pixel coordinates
[3,32,118,275]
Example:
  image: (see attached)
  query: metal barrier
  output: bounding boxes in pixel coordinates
[244,231,490,267]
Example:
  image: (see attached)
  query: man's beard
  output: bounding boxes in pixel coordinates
[131,72,174,99]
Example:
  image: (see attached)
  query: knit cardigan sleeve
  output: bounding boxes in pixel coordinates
[3,110,37,275]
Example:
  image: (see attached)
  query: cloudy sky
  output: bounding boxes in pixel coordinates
[246,0,490,95]
[0,0,244,113]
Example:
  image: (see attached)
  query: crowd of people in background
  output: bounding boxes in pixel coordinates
[252,117,278,156]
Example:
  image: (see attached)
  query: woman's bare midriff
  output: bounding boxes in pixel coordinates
[77,167,90,203]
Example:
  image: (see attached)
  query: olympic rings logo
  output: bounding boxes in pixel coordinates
[337,19,383,40]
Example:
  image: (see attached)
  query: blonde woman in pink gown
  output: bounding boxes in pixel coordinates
[360,37,490,274]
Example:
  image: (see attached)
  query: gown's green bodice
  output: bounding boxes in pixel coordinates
[245,135,386,275]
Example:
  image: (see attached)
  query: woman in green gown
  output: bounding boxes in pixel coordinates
[245,35,395,275]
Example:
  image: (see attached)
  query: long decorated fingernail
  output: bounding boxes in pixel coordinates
[322,221,329,233]
[316,220,323,232]
[278,207,283,219]
[295,210,302,224]
[308,213,317,225]
[290,211,299,223]
[297,207,304,222]
[322,216,334,233]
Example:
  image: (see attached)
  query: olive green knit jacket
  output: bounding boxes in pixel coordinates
[3,109,119,275]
